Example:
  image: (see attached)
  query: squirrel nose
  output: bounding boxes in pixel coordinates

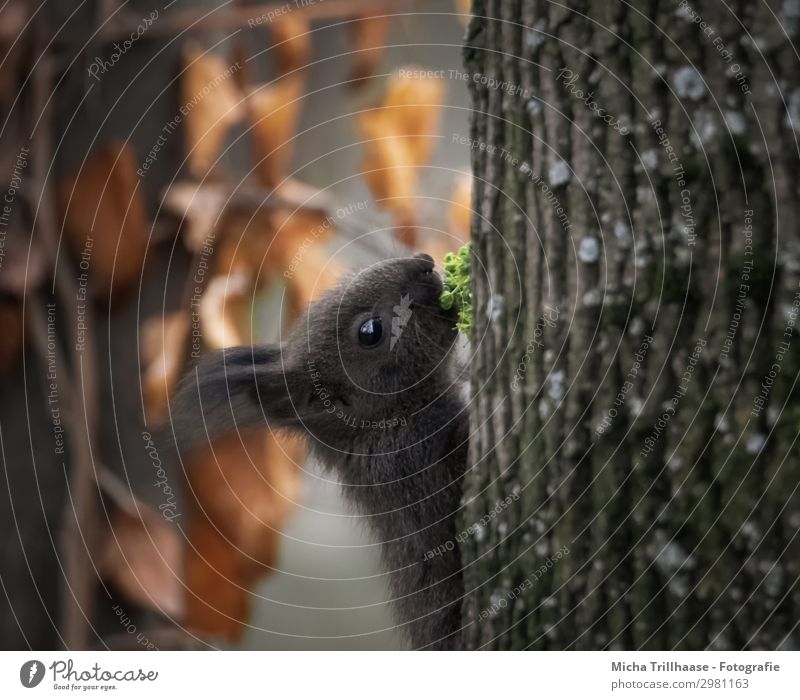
[412,253,435,274]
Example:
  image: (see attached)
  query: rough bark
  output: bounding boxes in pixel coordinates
[461,0,800,650]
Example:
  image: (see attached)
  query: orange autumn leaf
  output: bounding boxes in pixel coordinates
[184,429,302,641]
[58,142,148,302]
[99,504,185,620]
[182,46,244,176]
[270,13,311,74]
[199,272,250,350]
[141,311,191,423]
[448,171,472,242]
[246,75,305,189]
[348,14,390,87]
[359,69,444,246]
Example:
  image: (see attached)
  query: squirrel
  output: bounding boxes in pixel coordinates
[169,253,469,650]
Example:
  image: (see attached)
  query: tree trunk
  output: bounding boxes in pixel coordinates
[461,0,800,650]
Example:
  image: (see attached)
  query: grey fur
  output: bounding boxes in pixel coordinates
[170,254,468,649]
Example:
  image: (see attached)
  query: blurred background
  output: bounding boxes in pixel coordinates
[0,0,473,649]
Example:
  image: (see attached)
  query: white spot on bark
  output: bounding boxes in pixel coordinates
[673,66,706,100]
[786,89,800,132]
[486,294,504,322]
[641,148,659,170]
[582,288,602,306]
[636,185,655,205]
[674,244,692,265]
[655,540,695,574]
[724,110,747,136]
[690,109,716,147]
[488,591,504,612]
[538,399,551,420]
[668,455,684,472]
[740,520,761,542]
[782,0,800,33]
[767,405,780,426]
[614,221,632,249]
[709,635,731,650]
[578,236,600,263]
[548,158,571,187]
[745,433,766,454]
[524,20,547,50]
[629,317,645,336]
[548,369,565,402]
[761,561,784,597]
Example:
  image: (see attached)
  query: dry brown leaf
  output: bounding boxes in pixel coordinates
[214,203,340,327]
[375,68,445,166]
[270,13,311,74]
[162,180,229,253]
[360,132,418,244]
[199,272,251,350]
[216,202,330,287]
[183,46,244,176]
[184,514,259,640]
[448,171,472,242]
[358,69,444,246]
[0,220,46,298]
[58,142,148,302]
[184,429,302,640]
[412,171,472,263]
[246,75,305,189]
[455,0,472,25]
[271,177,333,213]
[268,206,335,269]
[178,202,341,640]
[213,206,273,281]
[141,311,191,423]
[348,14,390,88]
[284,243,341,321]
[99,504,184,619]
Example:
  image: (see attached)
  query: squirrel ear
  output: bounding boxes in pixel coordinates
[168,344,305,454]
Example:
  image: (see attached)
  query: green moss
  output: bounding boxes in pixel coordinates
[440,243,472,334]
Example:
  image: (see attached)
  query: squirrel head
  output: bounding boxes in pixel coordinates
[300,252,457,401]
[169,253,460,453]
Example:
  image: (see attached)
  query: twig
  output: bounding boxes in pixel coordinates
[58,0,407,46]
[29,35,100,650]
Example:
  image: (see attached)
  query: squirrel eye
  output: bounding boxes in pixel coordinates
[358,318,383,347]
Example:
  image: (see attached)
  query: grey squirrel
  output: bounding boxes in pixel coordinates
[170,253,469,650]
